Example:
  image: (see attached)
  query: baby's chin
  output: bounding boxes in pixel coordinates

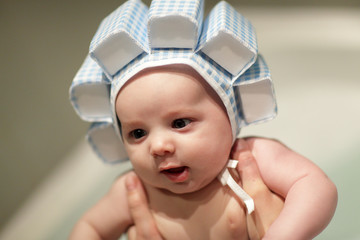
[158,178,221,196]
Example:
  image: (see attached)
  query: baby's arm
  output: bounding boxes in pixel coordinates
[246,137,338,240]
[68,171,134,240]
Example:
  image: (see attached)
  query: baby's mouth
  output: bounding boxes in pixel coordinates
[160,166,189,183]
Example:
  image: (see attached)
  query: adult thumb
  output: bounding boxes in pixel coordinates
[125,174,162,240]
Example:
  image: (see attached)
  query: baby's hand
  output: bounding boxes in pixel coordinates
[231,138,284,239]
[125,173,163,240]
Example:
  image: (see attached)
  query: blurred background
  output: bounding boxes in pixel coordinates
[1,0,359,239]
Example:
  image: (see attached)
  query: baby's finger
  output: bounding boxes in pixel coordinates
[125,174,162,240]
[231,138,266,193]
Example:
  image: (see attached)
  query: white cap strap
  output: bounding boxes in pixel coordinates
[218,159,254,214]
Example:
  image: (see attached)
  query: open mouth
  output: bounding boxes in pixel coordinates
[161,166,189,183]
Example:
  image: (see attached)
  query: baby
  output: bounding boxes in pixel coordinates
[68,0,337,239]
[69,64,336,239]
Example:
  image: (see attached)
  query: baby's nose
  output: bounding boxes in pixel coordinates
[150,133,175,157]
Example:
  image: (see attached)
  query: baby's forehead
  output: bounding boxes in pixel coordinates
[120,64,209,92]
[117,64,227,111]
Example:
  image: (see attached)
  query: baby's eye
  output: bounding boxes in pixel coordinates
[130,129,147,139]
[172,118,191,129]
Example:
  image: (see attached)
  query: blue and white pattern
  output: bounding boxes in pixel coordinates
[70,0,277,164]
[233,54,277,127]
[148,0,204,49]
[198,1,257,53]
[70,55,112,122]
[90,0,149,53]
[234,54,270,85]
[71,55,108,85]
[87,122,128,163]
[149,0,204,17]
[89,0,149,77]
[197,1,257,77]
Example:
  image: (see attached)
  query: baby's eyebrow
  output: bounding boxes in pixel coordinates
[165,107,198,117]
[119,119,144,129]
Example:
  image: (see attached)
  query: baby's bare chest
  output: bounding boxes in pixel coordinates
[149,187,248,240]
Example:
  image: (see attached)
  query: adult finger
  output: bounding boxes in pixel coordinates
[231,138,266,194]
[125,174,162,240]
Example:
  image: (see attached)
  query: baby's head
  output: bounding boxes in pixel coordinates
[115,64,233,193]
[69,0,277,189]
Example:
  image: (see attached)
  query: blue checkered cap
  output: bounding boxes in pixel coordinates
[148,0,204,49]
[69,55,112,122]
[89,0,149,78]
[197,1,257,78]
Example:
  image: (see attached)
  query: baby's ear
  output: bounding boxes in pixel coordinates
[196,1,257,78]
[233,55,277,127]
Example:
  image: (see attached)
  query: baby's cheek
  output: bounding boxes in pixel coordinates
[128,152,147,173]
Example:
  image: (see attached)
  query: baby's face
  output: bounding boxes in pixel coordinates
[116,65,233,194]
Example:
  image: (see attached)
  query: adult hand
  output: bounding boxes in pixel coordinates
[231,138,284,240]
[125,173,163,240]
